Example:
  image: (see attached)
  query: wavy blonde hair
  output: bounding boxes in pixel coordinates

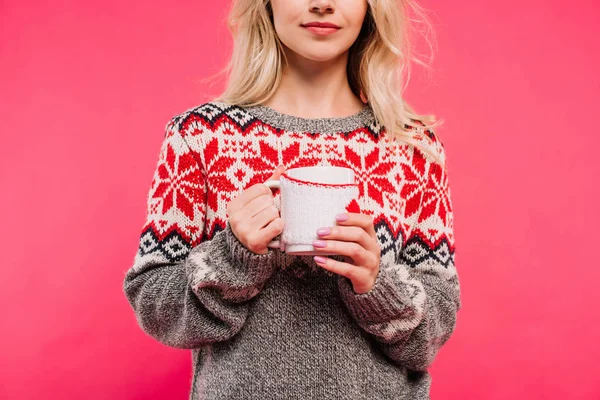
[210,0,444,165]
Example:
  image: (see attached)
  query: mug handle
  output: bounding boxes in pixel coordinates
[263,180,283,250]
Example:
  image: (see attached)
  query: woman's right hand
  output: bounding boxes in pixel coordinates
[226,166,286,255]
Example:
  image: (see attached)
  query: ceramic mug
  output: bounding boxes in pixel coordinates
[264,166,359,255]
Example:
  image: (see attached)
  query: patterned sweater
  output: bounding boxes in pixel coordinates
[123,101,461,400]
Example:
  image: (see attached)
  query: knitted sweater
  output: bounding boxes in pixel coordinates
[123,101,461,400]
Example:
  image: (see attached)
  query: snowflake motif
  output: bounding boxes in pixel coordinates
[418,162,451,226]
[329,146,395,209]
[150,142,202,221]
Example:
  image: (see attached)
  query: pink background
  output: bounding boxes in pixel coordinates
[2,0,599,399]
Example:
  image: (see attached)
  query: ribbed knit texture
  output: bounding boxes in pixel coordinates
[123,101,461,400]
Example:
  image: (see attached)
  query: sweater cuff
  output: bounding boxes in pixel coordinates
[337,264,425,324]
[224,222,276,282]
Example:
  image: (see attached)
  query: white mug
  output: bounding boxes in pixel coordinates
[264,166,359,255]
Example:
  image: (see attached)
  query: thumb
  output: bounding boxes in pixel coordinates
[267,165,286,181]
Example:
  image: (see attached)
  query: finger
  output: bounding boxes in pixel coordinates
[313,255,366,283]
[312,239,376,268]
[243,194,275,219]
[228,194,272,230]
[335,212,376,237]
[263,165,286,196]
[262,216,284,238]
[228,165,285,228]
[250,202,280,229]
[266,165,286,181]
[229,183,272,212]
[316,225,377,254]
[253,217,284,246]
[232,165,284,211]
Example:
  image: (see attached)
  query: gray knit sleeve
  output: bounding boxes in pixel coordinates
[337,140,461,372]
[123,224,276,349]
[122,116,276,349]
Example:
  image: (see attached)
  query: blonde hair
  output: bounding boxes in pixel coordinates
[210,0,445,166]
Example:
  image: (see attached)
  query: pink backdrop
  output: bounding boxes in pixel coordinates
[2,0,599,398]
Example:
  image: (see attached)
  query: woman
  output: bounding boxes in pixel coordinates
[123,0,461,399]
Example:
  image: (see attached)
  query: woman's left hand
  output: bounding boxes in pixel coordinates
[312,212,381,294]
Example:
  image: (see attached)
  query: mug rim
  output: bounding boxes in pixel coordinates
[286,166,353,173]
[281,172,358,188]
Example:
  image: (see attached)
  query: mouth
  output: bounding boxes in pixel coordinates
[301,22,341,35]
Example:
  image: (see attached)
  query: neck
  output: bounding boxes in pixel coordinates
[264,45,365,118]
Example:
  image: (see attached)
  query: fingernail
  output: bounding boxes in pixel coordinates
[312,240,327,248]
[335,213,349,222]
[317,227,331,236]
[314,256,327,264]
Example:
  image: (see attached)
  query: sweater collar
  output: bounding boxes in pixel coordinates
[239,103,376,134]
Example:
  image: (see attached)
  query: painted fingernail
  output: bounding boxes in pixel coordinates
[312,240,327,248]
[314,256,327,264]
[335,213,349,222]
[317,227,331,236]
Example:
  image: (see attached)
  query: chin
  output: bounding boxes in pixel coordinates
[296,48,348,63]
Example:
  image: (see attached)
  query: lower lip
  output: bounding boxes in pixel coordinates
[303,26,340,35]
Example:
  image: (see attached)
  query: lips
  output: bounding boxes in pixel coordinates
[302,22,340,29]
[301,21,341,36]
